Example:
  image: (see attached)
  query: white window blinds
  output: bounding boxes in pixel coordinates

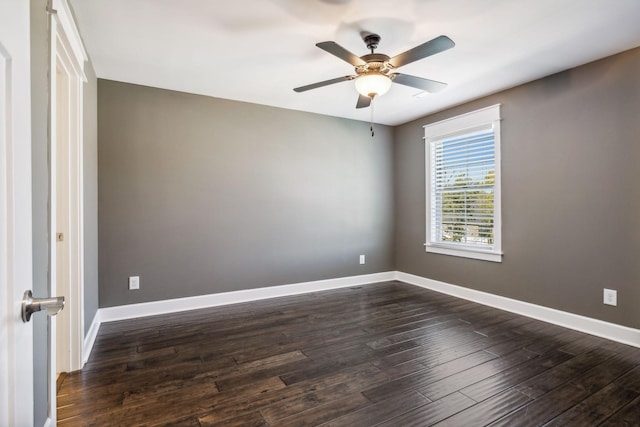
[430,127,495,248]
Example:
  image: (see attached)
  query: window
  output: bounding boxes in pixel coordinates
[424,104,502,262]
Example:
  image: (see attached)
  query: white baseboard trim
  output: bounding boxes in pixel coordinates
[82,310,101,365]
[397,271,640,348]
[85,270,639,357]
[43,417,53,427]
[99,271,396,323]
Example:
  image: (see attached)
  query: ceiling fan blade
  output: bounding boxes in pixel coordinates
[389,35,455,68]
[316,41,366,66]
[293,75,355,92]
[392,73,448,93]
[356,94,371,109]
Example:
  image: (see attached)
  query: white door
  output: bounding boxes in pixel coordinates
[0,0,35,426]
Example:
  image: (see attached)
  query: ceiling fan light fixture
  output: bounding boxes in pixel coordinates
[355,73,392,98]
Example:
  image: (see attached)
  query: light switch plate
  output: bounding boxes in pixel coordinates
[129,276,140,290]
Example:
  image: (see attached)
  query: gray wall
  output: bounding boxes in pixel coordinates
[395,47,640,329]
[98,80,394,307]
[83,62,99,333]
[30,1,50,424]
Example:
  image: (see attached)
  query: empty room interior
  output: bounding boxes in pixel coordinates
[16,0,640,426]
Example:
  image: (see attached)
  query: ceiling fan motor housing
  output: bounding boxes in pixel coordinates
[360,53,390,63]
[356,54,393,78]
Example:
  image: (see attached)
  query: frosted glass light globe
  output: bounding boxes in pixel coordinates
[355,73,392,97]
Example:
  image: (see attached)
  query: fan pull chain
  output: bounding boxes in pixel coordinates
[370,95,375,138]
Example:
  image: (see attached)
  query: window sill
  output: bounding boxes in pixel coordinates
[425,244,502,263]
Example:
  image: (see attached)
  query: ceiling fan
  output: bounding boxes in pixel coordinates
[294,33,455,109]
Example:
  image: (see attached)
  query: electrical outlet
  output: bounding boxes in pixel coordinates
[359,255,365,265]
[129,276,140,290]
[603,288,617,306]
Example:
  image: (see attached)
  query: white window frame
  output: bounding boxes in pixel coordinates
[424,104,502,262]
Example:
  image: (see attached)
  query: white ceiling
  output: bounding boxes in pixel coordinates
[70,0,640,126]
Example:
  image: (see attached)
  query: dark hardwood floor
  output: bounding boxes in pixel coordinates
[57,281,640,426]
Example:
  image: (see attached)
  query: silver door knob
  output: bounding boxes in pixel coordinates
[21,290,65,322]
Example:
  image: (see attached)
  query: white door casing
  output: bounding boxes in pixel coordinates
[49,0,87,382]
[0,0,35,425]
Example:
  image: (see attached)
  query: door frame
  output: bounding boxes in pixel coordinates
[48,0,87,415]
